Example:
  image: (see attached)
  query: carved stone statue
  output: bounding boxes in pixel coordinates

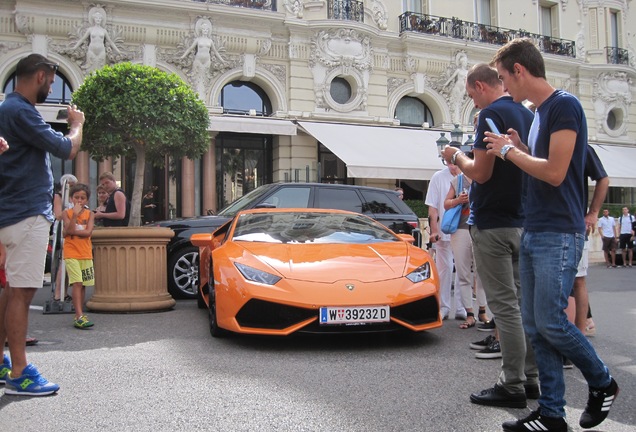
[72,7,121,72]
[443,51,468,124]
[180,18,227,96]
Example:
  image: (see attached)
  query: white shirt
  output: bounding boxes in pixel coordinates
[425,167,456,242]
[618,214,634,235]
[598,215,616,238]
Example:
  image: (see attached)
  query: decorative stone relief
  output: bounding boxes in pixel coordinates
[60,6,128,73]
[561,0,568,11]
[309,28,373,113]
[592,71,632,138]
[434,51,469,124]
[0,41,24,55]
[387,77,407,95]
[261,63,287,88]
[576,20,586,60]
[15,14,33,35]
[283,0,304,18]
[370,0,388,31]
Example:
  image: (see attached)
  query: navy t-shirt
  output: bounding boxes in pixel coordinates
[469,96,534,229]
[0,92,72,228]
[524,90,587,234]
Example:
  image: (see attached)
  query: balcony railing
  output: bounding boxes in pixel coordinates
[606,46,629,65]
[399,12,576,58]
[191,0,275,11]
[328,0,364,23]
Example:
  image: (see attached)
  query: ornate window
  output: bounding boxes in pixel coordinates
[3,70,73,104]
[219,81,272,116]
[395,96,435,127]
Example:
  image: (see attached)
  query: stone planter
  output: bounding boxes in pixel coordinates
[87,227,176,313]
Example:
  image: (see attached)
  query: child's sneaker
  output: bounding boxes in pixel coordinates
[1,354,11,385]
[74,315,94,329]
[4,363,59,396]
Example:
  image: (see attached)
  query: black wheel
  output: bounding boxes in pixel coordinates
[167,246,199,299]
[209,283,228,338]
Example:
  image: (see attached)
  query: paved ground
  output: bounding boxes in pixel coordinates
[0,263,634,432]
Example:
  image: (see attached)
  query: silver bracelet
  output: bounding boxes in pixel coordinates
[451,150,463,165]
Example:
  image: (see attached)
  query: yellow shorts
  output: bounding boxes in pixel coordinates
[64,258,95,286]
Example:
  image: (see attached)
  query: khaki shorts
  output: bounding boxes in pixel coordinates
[0,215,51,288]
[64,258,95,286]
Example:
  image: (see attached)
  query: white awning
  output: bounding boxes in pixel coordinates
[590,144,636,187]
[209,116,297,135]
[298,121,443,180]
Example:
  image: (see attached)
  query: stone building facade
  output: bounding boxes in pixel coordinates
[1,0,635,219]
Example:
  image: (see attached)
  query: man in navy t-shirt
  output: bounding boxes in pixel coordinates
[443,63,538,409]
[486,38,618,432]
[0,54,84,396]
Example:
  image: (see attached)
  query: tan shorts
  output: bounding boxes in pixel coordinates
[64,258,95,286]
[0,215,51,288]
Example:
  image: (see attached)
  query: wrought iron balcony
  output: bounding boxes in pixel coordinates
[399,12,576,58]
[606,47,629,65]
[192,0,276,11]
[328,0,364,23]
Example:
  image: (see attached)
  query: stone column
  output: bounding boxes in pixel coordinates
[181,158,195,217]
[202,136,217,214]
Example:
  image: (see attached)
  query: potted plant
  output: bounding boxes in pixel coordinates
[72,62,210,226]
[72,62,210,312]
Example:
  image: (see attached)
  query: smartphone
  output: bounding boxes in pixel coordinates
[56,108,68,120]
[485,118,501,135]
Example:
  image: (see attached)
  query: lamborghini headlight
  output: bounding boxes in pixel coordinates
[406,262,431,283]
[234,263,282,285]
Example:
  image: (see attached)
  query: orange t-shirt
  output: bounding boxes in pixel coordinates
[63,208,93,260]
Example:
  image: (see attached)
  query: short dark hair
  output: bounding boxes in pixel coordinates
[466,63,501,88]
[69,183,91,200]
[490,38,546,79]
[15,54,59,77]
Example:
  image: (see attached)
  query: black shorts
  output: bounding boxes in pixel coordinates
[619,233,633,249]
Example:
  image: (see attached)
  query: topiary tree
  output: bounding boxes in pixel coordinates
[72,62,210,226]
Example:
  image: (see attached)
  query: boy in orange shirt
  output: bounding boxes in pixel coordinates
[62,184,95,329]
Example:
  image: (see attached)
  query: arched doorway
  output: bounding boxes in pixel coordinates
[215,81,273,209]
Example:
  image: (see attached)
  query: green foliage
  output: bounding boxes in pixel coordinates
[72,62,209,166]
[404,199,428,218]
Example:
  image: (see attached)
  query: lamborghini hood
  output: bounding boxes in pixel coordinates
[239,242,411,283]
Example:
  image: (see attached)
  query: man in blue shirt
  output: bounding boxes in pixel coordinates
[485,38,619,432]
[443,63,538,409]
[0,54,84,396]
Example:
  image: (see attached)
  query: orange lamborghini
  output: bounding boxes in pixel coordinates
[191,208,441,337]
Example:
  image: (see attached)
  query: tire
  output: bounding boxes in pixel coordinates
[167,246,199,299]
[197,281,208,309]
[209,283,228,338]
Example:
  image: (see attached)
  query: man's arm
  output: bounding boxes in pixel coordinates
[584,176,609,232]
[65,105,84,160]
[443,147,496,184]
[485,129,576,187]
[428,206,440,243]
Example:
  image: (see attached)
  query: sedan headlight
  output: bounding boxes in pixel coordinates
[234,263,282,285]
[406,262,431,283]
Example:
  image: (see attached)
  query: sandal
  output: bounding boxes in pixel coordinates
[478,307,489,323]
[459,312,476,329]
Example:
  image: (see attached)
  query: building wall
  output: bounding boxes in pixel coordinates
[1,0,635,214]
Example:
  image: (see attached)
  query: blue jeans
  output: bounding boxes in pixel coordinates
[520,231,612,419]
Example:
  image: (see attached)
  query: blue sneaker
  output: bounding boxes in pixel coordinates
[0,354,11,385]
[4,364,59,396]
